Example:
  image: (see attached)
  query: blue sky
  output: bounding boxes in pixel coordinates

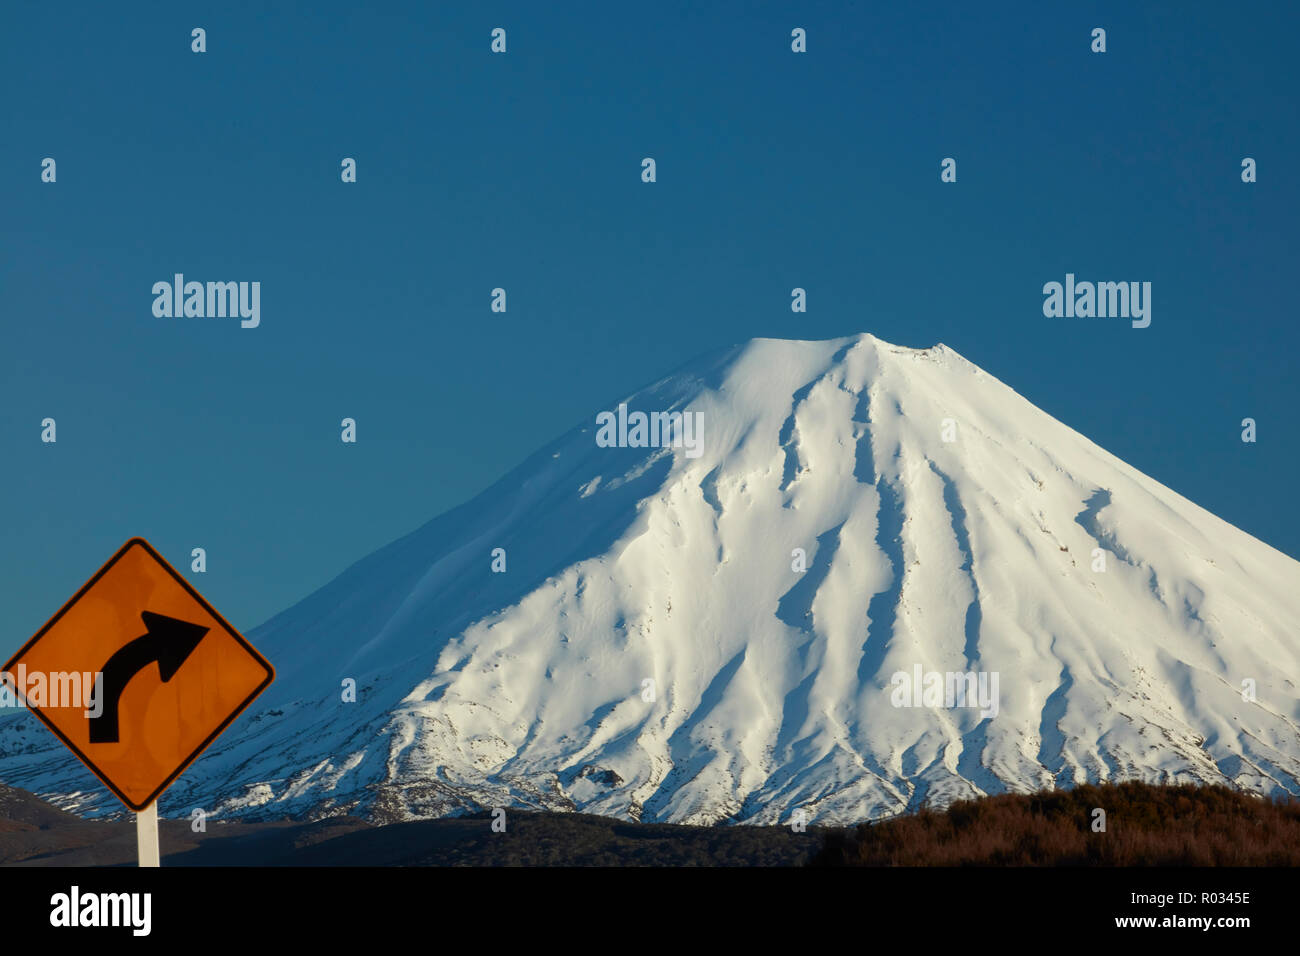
[2,1,1296,657]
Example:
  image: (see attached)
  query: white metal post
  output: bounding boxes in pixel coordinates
[136,802,160,867]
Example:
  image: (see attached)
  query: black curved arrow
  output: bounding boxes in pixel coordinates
[88,611,209,744]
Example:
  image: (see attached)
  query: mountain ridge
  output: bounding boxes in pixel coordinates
[3,332,1297,825]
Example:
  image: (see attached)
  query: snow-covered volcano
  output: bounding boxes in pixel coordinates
[3,333,1298,824]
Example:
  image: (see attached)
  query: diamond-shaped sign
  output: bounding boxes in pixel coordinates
[2,538,274,811]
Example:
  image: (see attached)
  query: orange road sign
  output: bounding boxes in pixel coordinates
[2,538,274,811]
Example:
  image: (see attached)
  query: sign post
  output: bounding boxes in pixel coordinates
[137,802,160,868]
[2,537,275,865]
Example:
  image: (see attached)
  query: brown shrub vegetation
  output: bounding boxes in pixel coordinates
[810,781,1300,866]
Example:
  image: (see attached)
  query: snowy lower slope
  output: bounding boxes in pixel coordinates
[3,334,1298,824]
